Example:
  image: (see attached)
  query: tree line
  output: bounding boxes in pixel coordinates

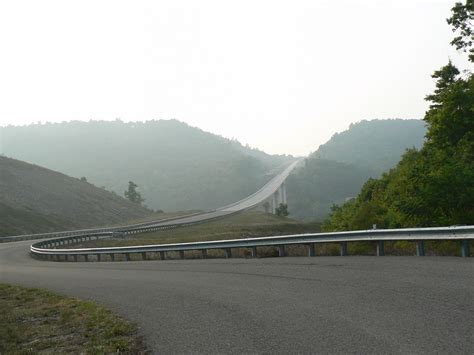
[324,1,474,231]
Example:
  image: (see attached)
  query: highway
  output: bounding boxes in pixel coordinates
[1,240,473,354]
[1,160,300,243]
[219,161,299,212]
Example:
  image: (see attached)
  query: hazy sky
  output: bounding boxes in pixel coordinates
[0,0,470,156]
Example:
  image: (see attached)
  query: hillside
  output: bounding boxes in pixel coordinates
[286,119,426,221]
[0,120,293,211]
[0,156,152,237]
[312,119,426,175]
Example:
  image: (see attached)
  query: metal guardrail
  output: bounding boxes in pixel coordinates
[0,211,208,243]
[30,225,473,261]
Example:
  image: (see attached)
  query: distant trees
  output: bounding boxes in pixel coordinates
[275,203,289,217]
[124,181,145,205]
[323,0,474,231]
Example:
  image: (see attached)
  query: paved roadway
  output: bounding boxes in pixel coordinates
[1,240,472,354]
[219,161,300,212]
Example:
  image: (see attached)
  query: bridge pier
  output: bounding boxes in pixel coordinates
[280,182,287,205]
[272,193,278,214]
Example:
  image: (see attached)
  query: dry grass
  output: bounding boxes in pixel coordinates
[0,284,147,354]
[74,211,321,249]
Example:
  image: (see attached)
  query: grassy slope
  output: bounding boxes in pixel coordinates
[0,156,152,237]
[0,284,145,354]
[79,211,322,248]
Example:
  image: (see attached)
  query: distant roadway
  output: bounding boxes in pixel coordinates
[1,240,472,354]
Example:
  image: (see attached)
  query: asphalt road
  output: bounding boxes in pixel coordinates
[141,161,301,228]
[220,161,300,212]
[1,240,473,354]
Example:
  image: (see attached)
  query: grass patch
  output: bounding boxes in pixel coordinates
[77,211,322,249]
[0,284,146,354]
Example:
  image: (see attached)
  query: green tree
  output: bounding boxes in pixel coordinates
[124,181,145,205]
[324,0,474,231]
[447,0,474,62]
[275,203,289,217]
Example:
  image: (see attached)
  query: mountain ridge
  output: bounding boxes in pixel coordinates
[286,119,426,221]
[1,119,294,211]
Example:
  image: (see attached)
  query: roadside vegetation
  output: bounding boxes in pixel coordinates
[324,2,474,232]
[78,211,321,247]
[0,283,146,354]
[286,119,426,221]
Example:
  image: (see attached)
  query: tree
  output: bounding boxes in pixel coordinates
[323,1,474,231]
[275,203,289,217]
[124,181,145,205]
[447,0,474,62]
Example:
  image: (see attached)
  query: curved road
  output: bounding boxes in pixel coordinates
[1,240,472,353]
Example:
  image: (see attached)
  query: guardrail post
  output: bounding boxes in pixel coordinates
[416,241,425,256]
[461,240,470,257]
[340,242,348,256]
[179,250,185,259]
[110,254,115,261]
[97,254,102,262]
[142,252,147,261]
[73,255,77,262]
[376,241,385,256]
[307,243,316,257]
[251,246,258,258]
[125,253,131,261]
[224,248,232,258]
[160,251,166,260]
[84,254,89,262]
[278,245,285,257]
[202,249,208,259]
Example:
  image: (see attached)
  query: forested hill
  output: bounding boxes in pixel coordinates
[286,119,426,221]
[312,119,426,175]
[0,156,151,237]
[1,120,293,211]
